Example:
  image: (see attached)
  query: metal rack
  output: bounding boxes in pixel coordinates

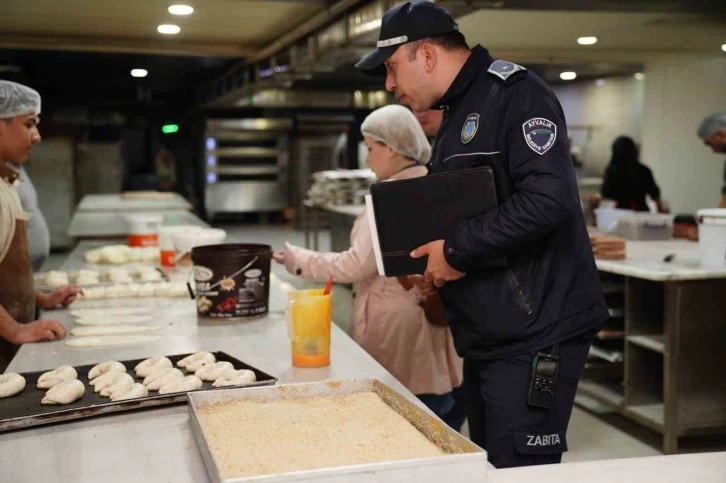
[204,118,292,217]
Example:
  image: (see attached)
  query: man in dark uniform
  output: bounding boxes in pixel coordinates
[356,1,608,468]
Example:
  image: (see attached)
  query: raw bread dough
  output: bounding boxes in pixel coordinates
[84,249,102,264]
[45,271,69,287]
[41,379,85,404]
[65,335,161,348]
[153,283,170,298]
[186,356,215,373]
[168,282,189,298]
[139,271,162,281]
[158,376,203,395]
[109,269,133,283]
[88,361,127,380]
[177,351,215,369]
[0,373,26,398]
[71,307,150,319]
[128,247,143,262]
[195,362,234,382]
[135,356,173,377]
[100,245,130,265]
[37,365,78,389]
[110,383,148,401]
[116,283,139,298]
[145,368,183,391]
[75,275,100,285]
[77,269,100,279]
[101,381,133,397]
[74,315,152,326]
[141,247,160,262]
[104,284,124,299]
[142,366,176,385]
[212,369,257,388]
[137,284,156,298]
[92,371,132,393]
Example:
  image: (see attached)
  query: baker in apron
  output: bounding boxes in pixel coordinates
[0,81,79,369]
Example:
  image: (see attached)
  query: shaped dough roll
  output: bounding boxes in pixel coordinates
[100,376,135,397]
[158,376,203,395]
[177,351,215,369]
[195,362,234,382]
[212,369,257,388]
[0,373,26,398]
[41,379,85,405]
[110,383,148,401]
[89,361,127,381]
[92,371,132,393]
[145,368,183,391]
[37,365,78,389]
[135,356,172,377]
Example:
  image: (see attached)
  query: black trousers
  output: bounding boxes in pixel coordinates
[464,329,595,468]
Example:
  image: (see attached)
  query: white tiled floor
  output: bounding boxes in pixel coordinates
[50,223,724,463]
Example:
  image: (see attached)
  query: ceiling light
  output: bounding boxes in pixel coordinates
[560,71,577,81]
[577,36,598,45]
[169,5,194,15]
[157,24,181,35]
[722,44,726,52]
[634,72,645,81]
[596,79,606,87]
[130,69,148,78]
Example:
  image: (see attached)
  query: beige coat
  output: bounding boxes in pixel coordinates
[283,166,463,395]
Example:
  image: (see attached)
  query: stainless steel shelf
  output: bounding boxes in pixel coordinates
[589,345,624,363]
[210,166,280,176]
[208,147,278,157]
[577,380,625,408]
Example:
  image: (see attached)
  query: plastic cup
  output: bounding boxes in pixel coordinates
[286,289,331,368]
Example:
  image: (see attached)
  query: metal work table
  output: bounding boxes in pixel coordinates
[302,201,364,252]
[67,209,209,239]
[76,193,192,212]
[583,239,726,454]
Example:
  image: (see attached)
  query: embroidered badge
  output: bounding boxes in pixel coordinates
[461,113,480,144]
[522,118,557,155]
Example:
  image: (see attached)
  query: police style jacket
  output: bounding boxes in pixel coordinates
[429,46,608,360]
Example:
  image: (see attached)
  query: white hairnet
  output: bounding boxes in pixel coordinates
[698,113,726,139]
[0,81,41,119]
[361,105,432,164]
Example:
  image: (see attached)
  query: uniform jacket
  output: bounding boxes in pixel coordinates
[429,46,608,360]
[283,165,463,395]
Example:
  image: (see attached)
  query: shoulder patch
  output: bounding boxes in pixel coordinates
[522,118,557,155]
[461,114,480,144]
[488,60,526,82]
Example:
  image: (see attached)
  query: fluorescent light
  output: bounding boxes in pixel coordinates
[130,69,148,78]
[157,24,181,34]
[596,79,606,87]
[577,36,598,45]
[560,71,577,81]
[634,72,645,81]
[722,43,726,52]
[168,5,194,15]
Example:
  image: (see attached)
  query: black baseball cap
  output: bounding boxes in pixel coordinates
[355,1,459,77]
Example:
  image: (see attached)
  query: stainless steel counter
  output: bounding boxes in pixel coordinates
[0,243,481,482]
[76,193,192,212]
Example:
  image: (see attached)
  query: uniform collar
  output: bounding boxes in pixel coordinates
[436,45,494,109]
[0,162,20,185]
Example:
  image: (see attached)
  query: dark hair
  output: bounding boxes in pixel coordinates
[610,136,639,169]
[406,32,470,61]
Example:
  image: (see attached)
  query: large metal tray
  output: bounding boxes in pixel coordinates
[189,378,488,483]
[0,351,276,433]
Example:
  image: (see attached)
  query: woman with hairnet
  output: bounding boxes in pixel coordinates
[0,80,80,369]
[274,105,463,427]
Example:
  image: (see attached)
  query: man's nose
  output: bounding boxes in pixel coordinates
[385,74,396,92]
[32,129,41,144]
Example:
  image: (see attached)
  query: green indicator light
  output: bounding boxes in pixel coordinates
[162,124,179,134]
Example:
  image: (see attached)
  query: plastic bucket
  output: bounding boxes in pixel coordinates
[697,209,726,268]
[124,214,162,247]
[595,208,633,234]
[159,225,203,267]
[191,244,272,320]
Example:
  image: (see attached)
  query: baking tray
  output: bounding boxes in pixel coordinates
[0,351,276,433]
[34,267,169,292]
[189,378,488,483]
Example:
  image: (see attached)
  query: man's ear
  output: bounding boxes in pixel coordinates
[420,42,437,73]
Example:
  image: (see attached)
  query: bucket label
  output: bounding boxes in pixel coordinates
[192,248,271,320]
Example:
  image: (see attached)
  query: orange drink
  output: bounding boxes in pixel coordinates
[286,289,332,368]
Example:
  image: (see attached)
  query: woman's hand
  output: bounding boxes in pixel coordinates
[272,251,285,265]
[10,319,67,344]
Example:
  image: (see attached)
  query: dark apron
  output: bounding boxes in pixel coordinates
[0,193,36,369]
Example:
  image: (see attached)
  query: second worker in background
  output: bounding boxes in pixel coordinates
[356,1,608,468]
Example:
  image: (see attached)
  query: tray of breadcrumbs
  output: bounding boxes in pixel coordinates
[188,378,488,483]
